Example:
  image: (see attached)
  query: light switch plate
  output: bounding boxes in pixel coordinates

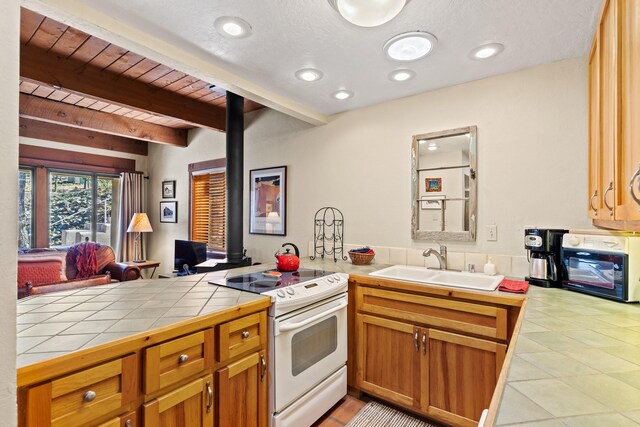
[487,225,497,241]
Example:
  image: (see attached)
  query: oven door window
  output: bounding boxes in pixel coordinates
[291,316,337,376]
[567,257,616,289]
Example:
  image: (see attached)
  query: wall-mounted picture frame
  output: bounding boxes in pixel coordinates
[162,180,176,198]
[249,166,286,235]
[160,201,178,223]
[421,195,446,210]
[425,177,442,192]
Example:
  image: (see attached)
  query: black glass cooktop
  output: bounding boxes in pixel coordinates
[217,268,332,294]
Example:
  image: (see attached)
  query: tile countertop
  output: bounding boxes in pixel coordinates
[17,271,267,368]
[16,258,640,426]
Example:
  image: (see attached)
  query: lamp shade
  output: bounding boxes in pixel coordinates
[127,213,153,233]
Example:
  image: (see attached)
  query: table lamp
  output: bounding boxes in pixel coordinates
[127,213,153,262]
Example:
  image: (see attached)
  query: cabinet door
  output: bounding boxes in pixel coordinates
[143,374,213,427]
[617,0,640,219]
[356,314,426,411]
[216,351,268,427]
[426,329,506,427]
[599,0,621,219]
[589,36,601,219]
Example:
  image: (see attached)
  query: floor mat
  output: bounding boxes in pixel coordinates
[346,401,439,427]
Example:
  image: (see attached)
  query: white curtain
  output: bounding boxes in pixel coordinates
[117,172,144,262]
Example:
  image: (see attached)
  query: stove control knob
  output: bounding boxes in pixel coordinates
[333,274,340,281]
[286,288,295,295]
[327,277,334,283]
[276,290,285,298]
[570,236,581,246]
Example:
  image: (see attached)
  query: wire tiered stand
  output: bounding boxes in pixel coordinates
[310,207,347,262]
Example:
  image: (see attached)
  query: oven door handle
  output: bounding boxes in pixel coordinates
[278,300,348,332]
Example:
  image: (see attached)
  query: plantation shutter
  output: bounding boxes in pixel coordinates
[191,170,226,250]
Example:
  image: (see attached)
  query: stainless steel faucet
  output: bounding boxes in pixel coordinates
[423,244,447,270]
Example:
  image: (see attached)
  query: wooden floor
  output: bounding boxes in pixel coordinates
[311,395,367,427]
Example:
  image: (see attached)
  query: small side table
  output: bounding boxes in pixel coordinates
[126,260,160,279]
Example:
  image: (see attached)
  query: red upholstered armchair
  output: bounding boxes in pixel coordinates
[18,242,141,299]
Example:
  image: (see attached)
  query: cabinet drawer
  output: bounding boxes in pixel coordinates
[25,355,136,427]
[357,287,507,341]
[144,329,213,395]
[217,312,267,363]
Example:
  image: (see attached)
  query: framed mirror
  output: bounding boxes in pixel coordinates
[411,126,477,241]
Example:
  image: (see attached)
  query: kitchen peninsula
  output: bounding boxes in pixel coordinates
[17,260,640,426]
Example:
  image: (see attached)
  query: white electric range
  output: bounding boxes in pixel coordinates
[211,268,348,427]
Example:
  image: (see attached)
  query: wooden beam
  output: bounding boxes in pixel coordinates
[20,44,227,131]
[19,93,186,147]
[19,144,137,173]
[20,117,148,156]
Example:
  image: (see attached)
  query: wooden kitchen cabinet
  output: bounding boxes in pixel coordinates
[356,314,427,411]
[143,374,213,427]
[616,0,640,220]
[216,350,268,427]
[349,276,522,427]
[589,0,640,228]
[22,355,137,427]
[426,329,506,427]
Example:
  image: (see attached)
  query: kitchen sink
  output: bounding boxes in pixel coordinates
[369,265,504,291]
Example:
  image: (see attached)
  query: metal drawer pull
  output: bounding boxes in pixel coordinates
[414,330,419,352]
[125,420,131,427]
[206,380,213,413]
[589,189,598,212]
[630,163,640,208]
[83,390,96,403]
[178,354,189,363]
[241,331,250,339]
[422,331,427,355]
[260,354,267,382]
[603,182,614,215]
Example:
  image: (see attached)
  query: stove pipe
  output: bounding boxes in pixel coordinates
[225,91,244,263]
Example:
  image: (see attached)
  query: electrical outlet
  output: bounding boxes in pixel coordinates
[487,225,498,241]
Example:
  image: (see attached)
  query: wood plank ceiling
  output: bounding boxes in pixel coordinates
[19,8,263,154]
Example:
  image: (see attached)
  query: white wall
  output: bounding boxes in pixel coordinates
[1,0,19,423]
[148,57,592,268]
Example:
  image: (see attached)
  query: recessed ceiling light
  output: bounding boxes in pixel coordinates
[295,68,324,82]
[384,31,437,62]
[327,0,409,27]
[332,90,353,100]
[389,69,415,82]
[214,16,253,38]
[470,43,504,60]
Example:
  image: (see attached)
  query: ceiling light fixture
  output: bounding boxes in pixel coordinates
[332,90,353,100]
[470,42,504,60]
[384,31,437,62]
[328,0,409,27]
[214,16,253,38]
[295,68,324,82]
[389,69,415,82]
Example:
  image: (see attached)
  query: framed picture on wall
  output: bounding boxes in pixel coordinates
[160,201,178,223]
[425,177,442,192]
[249,166,287,235]
[162,180,176,198]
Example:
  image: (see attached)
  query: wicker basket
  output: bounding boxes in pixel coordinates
[349,251,375,265]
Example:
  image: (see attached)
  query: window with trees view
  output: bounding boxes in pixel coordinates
[18,168,34,249]
[48,172,121,247]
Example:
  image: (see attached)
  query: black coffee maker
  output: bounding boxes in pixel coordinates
[524,228,568,288]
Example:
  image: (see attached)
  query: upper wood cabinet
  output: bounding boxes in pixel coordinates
[589,0,640,228]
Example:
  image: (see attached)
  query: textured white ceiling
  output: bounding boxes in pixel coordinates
[82,0,601,116]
